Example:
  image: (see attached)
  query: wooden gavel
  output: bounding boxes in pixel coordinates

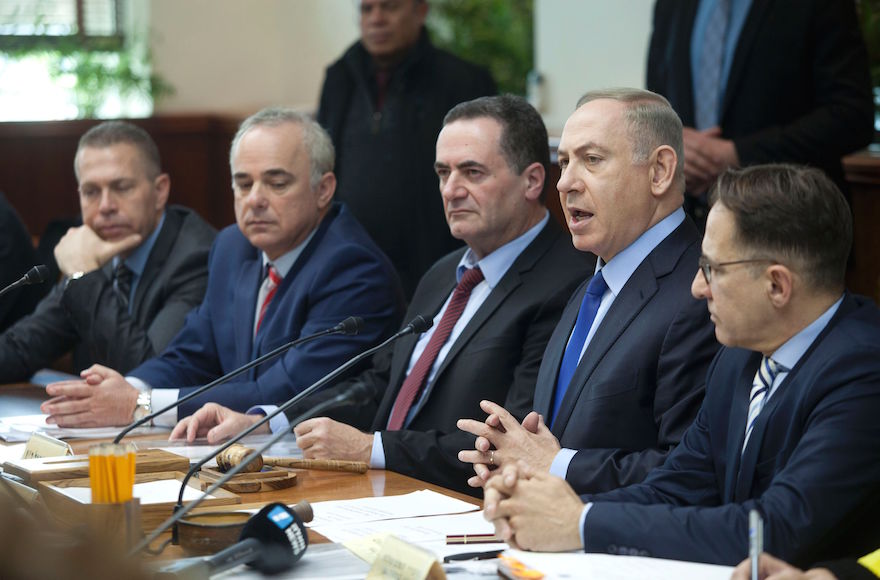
[215,444,369,474]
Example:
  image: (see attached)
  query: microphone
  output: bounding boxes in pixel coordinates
[113,316,364,443]
[171,315,432,516]
[154,502,309,579]
[0,265,50,298]
[130,378,384,557]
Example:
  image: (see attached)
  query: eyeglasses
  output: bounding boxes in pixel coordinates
[698,257,776,284]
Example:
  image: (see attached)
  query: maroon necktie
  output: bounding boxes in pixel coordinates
[386,267,484,430]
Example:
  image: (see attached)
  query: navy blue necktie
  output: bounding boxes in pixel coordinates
[550,271,607,426]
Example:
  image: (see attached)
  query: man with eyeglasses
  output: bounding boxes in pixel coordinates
[458,88,719,495]
[482,164,880,568]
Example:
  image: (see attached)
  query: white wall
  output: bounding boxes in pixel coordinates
[149,0,360,115]
[534,0,654,135]
[148,0,655,127]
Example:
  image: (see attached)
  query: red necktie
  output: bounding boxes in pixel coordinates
[255,265,281,335]
[386,267,484,430]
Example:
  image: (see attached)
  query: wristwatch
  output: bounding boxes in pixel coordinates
[133,390,152,423]
[63,271,85,290]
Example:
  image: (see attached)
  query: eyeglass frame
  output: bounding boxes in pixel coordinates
[698,257,778,284]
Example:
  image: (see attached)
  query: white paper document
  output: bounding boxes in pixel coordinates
[503,549,734,580]
[0,414,169,442]
[48,479,213,505]
[314,510,504,560]
[307,489,478,528]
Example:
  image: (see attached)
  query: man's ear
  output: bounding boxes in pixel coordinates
[315,172,336,209]
[522,162,546,202]
[648,145,677,198]
[766,264,794,309]
[153,173,171,210]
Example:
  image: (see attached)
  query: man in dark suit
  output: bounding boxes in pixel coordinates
[646,0,873,224]
[41,109,403,427]
[0,121,216,384]
[483,165,880,568]
[458,89,718,495]
[0,192,48,332]
[318,0,496,297]
[170,95,593,494]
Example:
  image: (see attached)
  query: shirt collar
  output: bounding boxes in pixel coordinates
[599,207,686,296]
[261,226,319,278]
[770,295,844,371]
[457,211,549,288]
[113,212,165,277]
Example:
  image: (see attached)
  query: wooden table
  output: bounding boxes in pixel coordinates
[0,382,481,558]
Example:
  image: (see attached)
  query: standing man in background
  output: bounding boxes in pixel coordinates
[318,0,496,297]
[647,0,873,226]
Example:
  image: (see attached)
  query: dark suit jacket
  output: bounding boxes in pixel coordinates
[583,294,880,567]
[0,192,47,332]
[534,217,719,494]
[647,0,873,191]
[131,203,404,418]
[287,219,594,494]
[0,205,216,382]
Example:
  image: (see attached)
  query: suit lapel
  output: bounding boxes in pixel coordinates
[720,0,773,123]
[723,354,761,502]
[535,292,579,420]
[374,263,459,428]
[131,209,180,315]
[550,267,658,435]
[234,256,262,370]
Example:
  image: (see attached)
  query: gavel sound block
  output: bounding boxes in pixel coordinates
[216,444,369,474]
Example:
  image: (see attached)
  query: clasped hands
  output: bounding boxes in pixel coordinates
[457,400,582,551]
[456,399,559,487]
[681,126,739,195]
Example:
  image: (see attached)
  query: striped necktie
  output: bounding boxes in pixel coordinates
[742,356,786,453]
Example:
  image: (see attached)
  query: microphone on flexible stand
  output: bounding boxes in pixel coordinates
[0,265,49,298]
[154,502,310,579]
[129,380,377,557]
[137,315,432,553]
[113,316,364,443]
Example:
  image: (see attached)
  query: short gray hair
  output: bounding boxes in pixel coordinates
[576,88,684,181]
[230,107,335,189]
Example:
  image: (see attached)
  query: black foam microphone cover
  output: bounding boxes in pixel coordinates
[241,502,309,574]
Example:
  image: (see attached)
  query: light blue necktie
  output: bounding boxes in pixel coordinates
[695,0,731,130]
[550,271,607,427]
